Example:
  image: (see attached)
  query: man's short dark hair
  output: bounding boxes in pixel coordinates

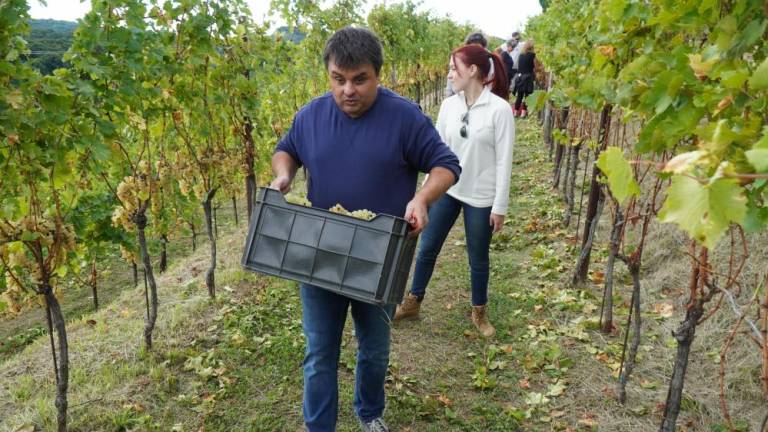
[464,32,488,48]
[511,31,521,40]
[323,26,383,76]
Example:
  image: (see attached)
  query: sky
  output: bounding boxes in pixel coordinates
[27,0,542,40]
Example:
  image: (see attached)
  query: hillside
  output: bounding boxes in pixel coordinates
[25,19,77,75]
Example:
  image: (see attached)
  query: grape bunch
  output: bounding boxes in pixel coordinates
[329,204,376,221]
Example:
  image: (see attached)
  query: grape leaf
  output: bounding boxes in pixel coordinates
[745,149,768,172]
[658,176,747,249]
[748,57,768,91]
[596,146,640,204]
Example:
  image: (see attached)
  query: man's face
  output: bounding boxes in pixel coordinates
[328,60,380,118]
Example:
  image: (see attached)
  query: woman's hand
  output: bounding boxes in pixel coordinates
[490,213,505,234]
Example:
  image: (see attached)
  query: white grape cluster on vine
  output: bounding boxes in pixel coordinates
[111,160,159,230]
[0,215,76,316]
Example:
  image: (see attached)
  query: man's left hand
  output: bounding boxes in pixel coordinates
[490,213,505,234]
[404,197,429,238]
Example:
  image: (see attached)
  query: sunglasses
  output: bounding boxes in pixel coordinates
[460,111,469,138]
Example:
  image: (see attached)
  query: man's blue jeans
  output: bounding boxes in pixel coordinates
[300,284,395,431]
[410,194,494,306]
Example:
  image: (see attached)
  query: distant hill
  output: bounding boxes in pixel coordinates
[21,19,305,75]
[25,19,77,75]
[275,25,306,43]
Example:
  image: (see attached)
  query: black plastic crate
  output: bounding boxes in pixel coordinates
[241,188,417,305]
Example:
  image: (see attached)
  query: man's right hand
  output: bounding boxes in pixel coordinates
[270,175,292,194]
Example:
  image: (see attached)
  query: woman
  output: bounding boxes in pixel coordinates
[513,40,536,118]
[394,44,515,338]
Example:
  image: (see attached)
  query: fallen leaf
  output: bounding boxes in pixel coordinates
[437,394,452,406]
[86,319,97,326]
[653,302,674,318]
[525,392,550,406]
[546,382,567,397]
[519,378,531,389]
[578,412,599,427]
[589,271,605,284]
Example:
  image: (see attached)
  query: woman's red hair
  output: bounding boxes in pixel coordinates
[451,44,510,100]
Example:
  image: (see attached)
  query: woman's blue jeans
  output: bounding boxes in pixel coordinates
[300,284,395,431]
[410,194,494,306]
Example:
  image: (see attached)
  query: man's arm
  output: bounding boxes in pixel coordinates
[404,166,456,236]
[270,151,299,193]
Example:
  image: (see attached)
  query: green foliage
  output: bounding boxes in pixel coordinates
[658,176,747,249]
[596,146,640,204]
[529,0,768,248]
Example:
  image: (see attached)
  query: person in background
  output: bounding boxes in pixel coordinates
[394,44,515,339]
[509,31,522,68]
[501,39,516,89]
[494,43,505,58]
[271,26,461,432]
[445,31,488,97]
[513,40,537,118]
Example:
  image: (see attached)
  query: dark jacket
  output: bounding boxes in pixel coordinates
[513,52,536,96]
[501,51,515,75]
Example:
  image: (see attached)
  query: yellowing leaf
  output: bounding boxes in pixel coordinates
[597,45,616,58]
[5,90,23,109]
[663,150,705,174]
[658,175,747,249]
[688,54,716,79]
[596,147,640,204]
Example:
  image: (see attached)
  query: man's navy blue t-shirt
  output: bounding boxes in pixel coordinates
[275,87,461,217]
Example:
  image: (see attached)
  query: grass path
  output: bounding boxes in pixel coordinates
[1,117,764,431]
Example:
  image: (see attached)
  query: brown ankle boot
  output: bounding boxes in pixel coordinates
[471,305,495,338]
[394,293,422,321]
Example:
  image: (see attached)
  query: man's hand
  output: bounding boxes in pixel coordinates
[490,213,505,234]
[270,175,292,194]
[404,197,429,238]
[270,151,299,194]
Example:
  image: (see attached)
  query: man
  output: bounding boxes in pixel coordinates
[444,31,488,97]
[501,39,517,83]
[270,27,461,432]
[509,31,523,74]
